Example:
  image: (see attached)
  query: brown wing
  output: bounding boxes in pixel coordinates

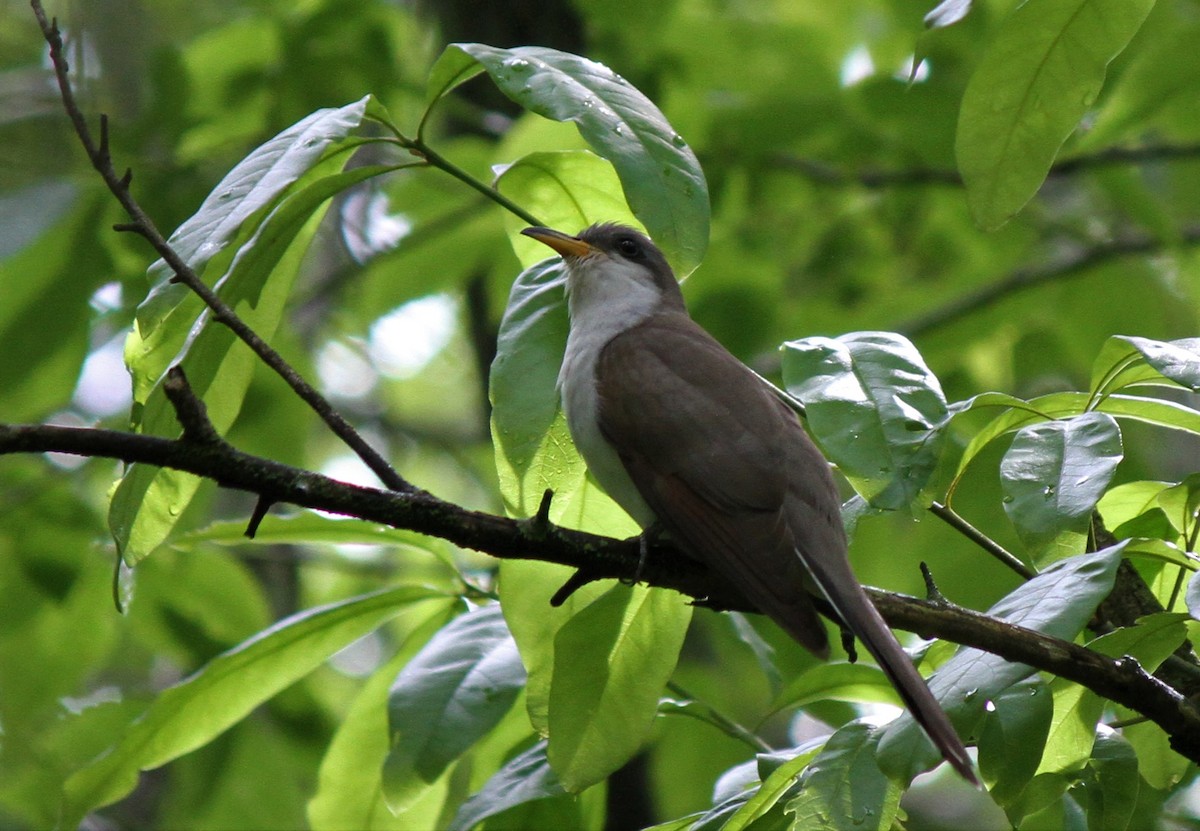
[595,312,977,782]
[594,311,842,656]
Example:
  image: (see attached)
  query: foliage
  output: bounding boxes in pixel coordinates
[4,0,1200,829]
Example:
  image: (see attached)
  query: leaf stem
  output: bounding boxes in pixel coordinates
[398,135,545,227]
[664,681,773,753]
[928,501,1036,580]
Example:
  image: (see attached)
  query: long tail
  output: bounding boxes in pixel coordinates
[800,552,977,783]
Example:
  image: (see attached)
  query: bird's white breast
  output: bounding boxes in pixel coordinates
[559,256,660,527]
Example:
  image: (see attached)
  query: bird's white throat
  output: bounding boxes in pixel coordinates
[558,255,662,527]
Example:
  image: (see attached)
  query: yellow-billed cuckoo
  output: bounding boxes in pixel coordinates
[522,222,976,783]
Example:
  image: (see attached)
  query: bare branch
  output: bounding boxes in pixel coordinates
[30,0,413,494]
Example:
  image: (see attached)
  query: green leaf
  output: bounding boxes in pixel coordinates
[770,662,897,713]
[1091,336,1200,397]
[498,561,612,738]
[727,613,782,697]
[999,412,1123,562]
[447,740,565,831]
[0,185,98,421]
[432,43,709,275]
[1098,481,1173,533]
[488,259,571,517]
[956,0,1155,229]
[1076,733,1139,831]
[382,604,527,813]
[954,392,1200,488]
[60,584,448,828]
[786,722,902,831]
[978,677,1053,806]
[781,331,948,510]
[546,584,692,792]
[876,543,1125,782]
[1038,612,1186,777]
[111,98,390,565]
[1156,474,1200,539]
[720,746,820,831]
[307,600,460,831]
[496,150,642,268]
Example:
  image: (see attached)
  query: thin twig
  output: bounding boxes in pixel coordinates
[31,1,415,494]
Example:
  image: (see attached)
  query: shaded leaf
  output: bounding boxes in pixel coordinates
[1000,412,1123,561]
[956,0,1155,228]
[978,677,1053,806]
[382,604,527,813]
[447,740,564,831]
[1076,733,1139,831]
[786,722,901,831]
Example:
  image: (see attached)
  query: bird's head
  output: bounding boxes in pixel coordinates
[521,223,684,317]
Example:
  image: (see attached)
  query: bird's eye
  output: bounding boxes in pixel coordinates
[615,237,641,258]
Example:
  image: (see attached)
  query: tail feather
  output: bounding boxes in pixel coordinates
[800,553,977,784]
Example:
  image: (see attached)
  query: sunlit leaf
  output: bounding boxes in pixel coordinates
[428,43,709,274]
[720,745,820,831]
[547,584,691,792]
[1091,335,1200,397]
[999,412,1123,562]
[307,601,459,831]
[770,662,896,713]
[60,585,448,828]
[1038,612,1186,776]
[111,97,391,565]
[953,392,1200,488]
[496,150,641,267]
[781,332,948,510]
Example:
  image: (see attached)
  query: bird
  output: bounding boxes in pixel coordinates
[521,222,976,783]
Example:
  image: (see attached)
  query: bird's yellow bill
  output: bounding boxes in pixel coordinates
[521,226,595,258]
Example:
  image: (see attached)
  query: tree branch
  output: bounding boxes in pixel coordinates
[6,417,1200,762]
[30,0,413,495]
[769,142,1200,190]
[899,227,1200,336]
